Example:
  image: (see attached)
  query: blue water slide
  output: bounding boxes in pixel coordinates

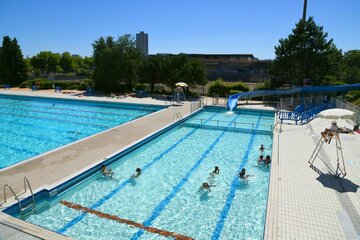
[227,83,360,110]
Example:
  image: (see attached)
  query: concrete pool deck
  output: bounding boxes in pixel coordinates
[1,89,360,239]
[266,117,360,240]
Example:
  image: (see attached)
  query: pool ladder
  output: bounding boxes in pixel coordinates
[172,112,183,122]
[1,177,36,216]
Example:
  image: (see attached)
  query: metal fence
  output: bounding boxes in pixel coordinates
[279,95,334,111]
[190,100,202,113]
[335,98,360,125]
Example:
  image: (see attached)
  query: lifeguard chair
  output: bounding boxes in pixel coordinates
[172,86,186,103]
[308,130,346,177]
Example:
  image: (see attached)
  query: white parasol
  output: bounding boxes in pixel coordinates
[317,108,354,120]
[175,82,188,87]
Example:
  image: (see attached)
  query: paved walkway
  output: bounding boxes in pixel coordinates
[266,118,360,240]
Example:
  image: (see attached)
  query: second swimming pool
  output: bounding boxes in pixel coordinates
[6,107,275,240]
[0,94,163,169]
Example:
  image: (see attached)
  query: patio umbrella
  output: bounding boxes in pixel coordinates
[316,173,359,193]
[175,82,188,87]
[317,108,354,120]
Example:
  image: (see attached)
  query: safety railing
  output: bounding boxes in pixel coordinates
[335,98,360,125]
[278,103,332,124]
[1,177,36,214]
[186,118,274,132]
[24,177,35,207]
[2,184,22,211]
[172,112,183,122]
[190,100,202,113]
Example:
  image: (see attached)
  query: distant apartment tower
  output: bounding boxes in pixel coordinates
[136,31,148,56]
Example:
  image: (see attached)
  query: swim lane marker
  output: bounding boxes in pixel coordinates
[60,200,193,240]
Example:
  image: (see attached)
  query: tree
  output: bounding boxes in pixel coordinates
[138,54,208,91]
[92,35,142,92]
[341,50,360,84]
[0,36,27,85]
[60,52,75,73]
[271,17,340,87]
[31,51,61,73]
[166,54,188,87]
[181,61,208,87]
[138,55,162,92]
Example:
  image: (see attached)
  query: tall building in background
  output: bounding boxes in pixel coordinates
[136,31,148,56]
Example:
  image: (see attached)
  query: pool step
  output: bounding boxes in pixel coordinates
[20,203,36,217]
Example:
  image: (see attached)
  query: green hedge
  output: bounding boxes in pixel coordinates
[229,90,242,95]
[254,81,273,91]
[19,79,94,91]
[208,79,249,96]
[18,78,53,89]
[54,81,74,89]
[135,84,147,91]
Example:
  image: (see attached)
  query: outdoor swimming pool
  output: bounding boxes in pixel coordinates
[6,107,275,240]
[0,94,163,169]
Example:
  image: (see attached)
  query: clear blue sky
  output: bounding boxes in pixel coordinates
[0,0,359,59]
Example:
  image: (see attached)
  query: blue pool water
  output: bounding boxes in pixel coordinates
[0,94,163,169]
[10,108,274,240]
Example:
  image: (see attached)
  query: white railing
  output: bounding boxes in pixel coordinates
[190,100,202,113]
[1,177,36,213]
[188,118,274,131]
[172,112,183,122]
[335,98,360,125]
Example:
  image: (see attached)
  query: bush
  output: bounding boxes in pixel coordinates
[229,90,242,95]
[352,98,360,107]
[208,79,229,96]
[135,84,147,91]
[54,81,75,89]
[208,78,249,96]
[230,82,249,92]
[19,78,53,89]
[344,90,360,102]
[254,81,273,91]
[77,79,94,90]
[117,84,133,93]
[68,85,78,90]
[36,78,53,89]
[19,80,34,88]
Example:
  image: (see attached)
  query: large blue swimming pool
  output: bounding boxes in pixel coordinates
[5,107,275,240]
[0,94,164,169]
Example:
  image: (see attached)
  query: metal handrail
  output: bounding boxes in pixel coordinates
[2,184,22,211]
[172,112,183,122]
[189,118,273,130]
[24,177,36,206]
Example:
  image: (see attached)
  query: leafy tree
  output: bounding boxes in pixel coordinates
[181,61,208,87]
[138,54,208,91]
[83,56,94,69]
[60,52,75,73]
[92,35,142,92]
[0,36,27,85]
[31,51,61,73]
[166,54,188,87]
[271,17,340,87]
[138,55,162,92]
[341,50,360,83]
[24,57,32,72]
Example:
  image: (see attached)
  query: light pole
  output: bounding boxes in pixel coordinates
[302,0,308,21]
[302,0,308,87]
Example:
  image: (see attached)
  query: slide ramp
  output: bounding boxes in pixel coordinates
[227,83,360,110]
